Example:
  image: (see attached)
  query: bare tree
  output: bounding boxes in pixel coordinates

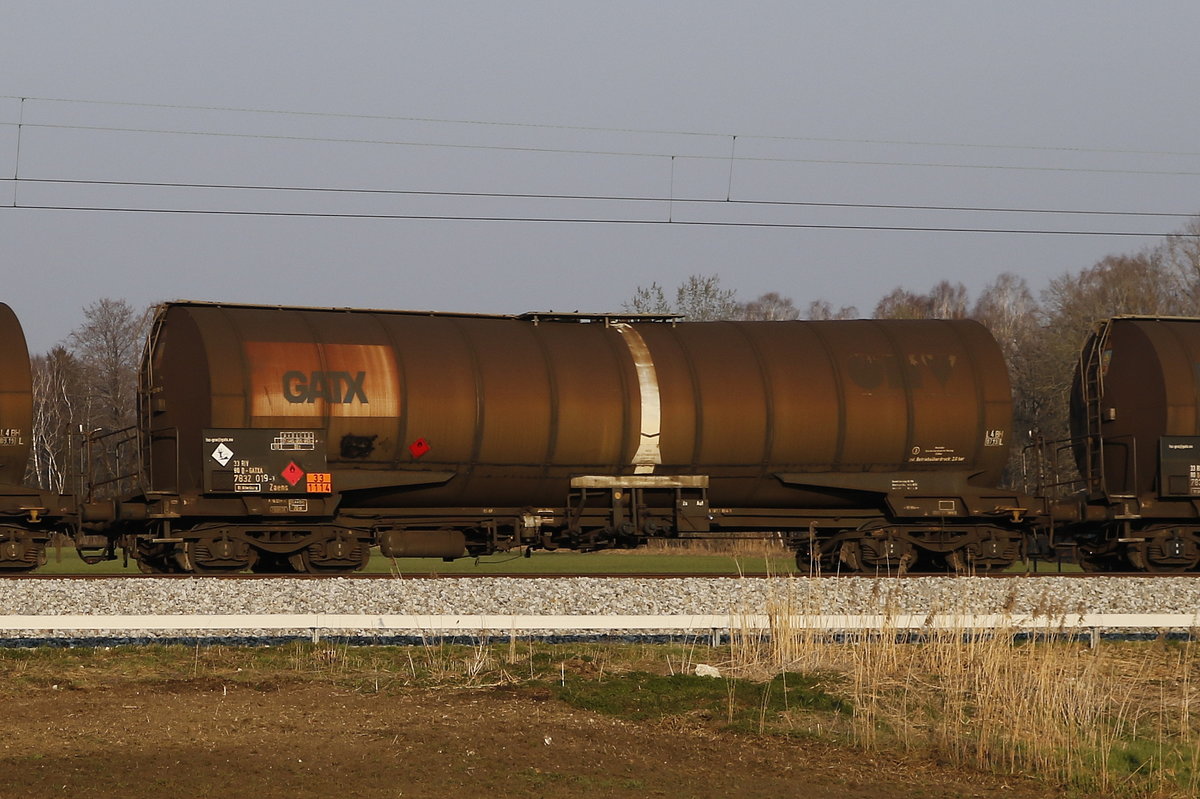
[874,281,969,319]
[738,292,800,321]
[971,273,1040,484]
[622,274,741,321]
[674,274,739,321]
[804,299,859,320]
[69,298,150,434]
[622,282,672,315]
[873,287,931,319]
[64,299,152,498]
[972,272,1037,363]
[1044,251,1181,324]
[926,280,969,319]
[1162,217,1200,313]
[26,347,84,492]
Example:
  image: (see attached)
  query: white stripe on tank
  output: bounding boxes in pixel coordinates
[613,323,662,474]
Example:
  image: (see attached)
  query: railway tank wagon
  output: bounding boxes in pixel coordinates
[0,302,72,571]
[1045,316,1200,572]
[106,301,1023,574]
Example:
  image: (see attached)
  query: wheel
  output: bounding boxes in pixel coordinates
[944,549,1010,574]
[0,531,48,572]
[876,545,916,575]
[1123,528,1200,573]
[287,538,371,574]
[795,545,836,576]
[856,536,915,575]
[838,540,865,572]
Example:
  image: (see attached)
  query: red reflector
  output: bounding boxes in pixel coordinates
[409,438,431,458]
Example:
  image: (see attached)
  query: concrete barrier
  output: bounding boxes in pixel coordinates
[0,612,1197,636]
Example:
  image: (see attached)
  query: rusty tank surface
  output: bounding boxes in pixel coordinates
[0,302,69,571]
[1058,316,1200,571]
[141,304,1012,497]
[116,302,1023,574]
[0,302,32,485]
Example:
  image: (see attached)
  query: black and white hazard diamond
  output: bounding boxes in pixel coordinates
[211,443,234,467]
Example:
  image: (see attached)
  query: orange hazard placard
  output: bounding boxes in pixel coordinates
[306,472,332,493]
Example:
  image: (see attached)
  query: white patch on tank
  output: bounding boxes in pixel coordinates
[613,324,662,474]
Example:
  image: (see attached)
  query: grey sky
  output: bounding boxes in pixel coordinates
[2,1,1198,353]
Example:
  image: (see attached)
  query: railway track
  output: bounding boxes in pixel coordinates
[3,570,1196,580]
[4,570,1197,642]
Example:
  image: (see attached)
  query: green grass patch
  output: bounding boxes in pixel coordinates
[375,550,797,576]
[1104,739,1198,790]
[1003,558,1083,574]
[38,543,128,575]
[38,532,1091,576]
[37,541,1080,576]
[552,670,850,733]
[34,545,798,576]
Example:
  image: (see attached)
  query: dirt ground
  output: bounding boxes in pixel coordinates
[0,680,1063,799]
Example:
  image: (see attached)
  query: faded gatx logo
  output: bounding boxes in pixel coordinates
[847,352,959,390]
[282,371,368,404]
[245,342,399,419]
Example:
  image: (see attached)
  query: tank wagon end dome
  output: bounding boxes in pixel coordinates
[0,302,33,485]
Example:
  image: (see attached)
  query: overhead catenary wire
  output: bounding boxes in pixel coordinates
[0,198,1191,238]
[3,176,1197,220]
[1,94,1197,237]
[5,120,1200,178]
[5,93,1200,159]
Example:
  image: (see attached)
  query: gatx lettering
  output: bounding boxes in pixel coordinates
[282,371,368,404]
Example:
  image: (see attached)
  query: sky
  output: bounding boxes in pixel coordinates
[2,1,1199,353]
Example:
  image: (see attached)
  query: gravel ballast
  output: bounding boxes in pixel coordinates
[1,576,1199,632]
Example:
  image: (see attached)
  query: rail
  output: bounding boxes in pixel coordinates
[1,612,1197,642]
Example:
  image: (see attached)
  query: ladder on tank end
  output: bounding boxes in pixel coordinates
[1077,319,1113,496]
[1074,319,1141,506]
[1021,319,1133,501]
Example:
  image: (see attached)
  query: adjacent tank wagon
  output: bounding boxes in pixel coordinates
[108,302,1024,573]
[0,303,71,570]
[1042,316,1200,571]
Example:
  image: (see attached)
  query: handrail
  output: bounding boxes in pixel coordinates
[1022,432,1138,499]
[80,424,142,502]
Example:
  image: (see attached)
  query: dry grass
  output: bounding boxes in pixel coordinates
[638,536,789,559]
[720,595,1200,798]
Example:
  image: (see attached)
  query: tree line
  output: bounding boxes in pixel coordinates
[27,299,150,494]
